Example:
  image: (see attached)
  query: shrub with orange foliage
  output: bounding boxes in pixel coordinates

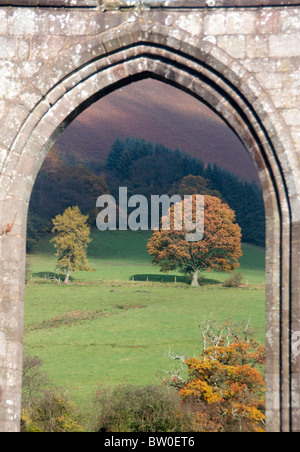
[178,340,266,432]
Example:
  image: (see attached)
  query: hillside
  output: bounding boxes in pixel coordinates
[55,79,258,182]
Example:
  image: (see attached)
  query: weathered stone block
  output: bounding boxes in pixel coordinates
[0,332,6,357]
[256,10,279,34]
[48,12,91,36]
[175,13,202,36]
[269,34,300,57]
[225,10,256,35]
[0,147,7,172]
[203,13,226,35]
[246,35,268,58]
[0,37,16,58]
[256,72,283,90]
[279,9,300,34]
[217,34,246,58]
[31,65,61,97]
[0,10,7,35]
[282,109,300,127]
[31,36,65,61]
[8,10,39,36]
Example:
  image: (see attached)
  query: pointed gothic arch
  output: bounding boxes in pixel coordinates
[0,15,299,432]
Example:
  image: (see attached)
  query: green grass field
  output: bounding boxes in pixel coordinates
[24,230,266,411]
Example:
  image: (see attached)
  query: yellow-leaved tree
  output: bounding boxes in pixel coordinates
[51,206,92,284]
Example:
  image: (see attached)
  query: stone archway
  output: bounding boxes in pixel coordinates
[0,3,300,432]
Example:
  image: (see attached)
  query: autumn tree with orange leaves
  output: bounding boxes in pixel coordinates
[147,196,242,286]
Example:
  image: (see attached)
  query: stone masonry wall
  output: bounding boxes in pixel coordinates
[0,1,300,431]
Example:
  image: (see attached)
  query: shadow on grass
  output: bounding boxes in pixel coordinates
[31,271,75,283]
[130,274,222,286]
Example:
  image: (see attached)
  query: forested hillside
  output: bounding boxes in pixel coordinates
[56,79,257,182]
[105,138,265,247]
[28,138,265,251]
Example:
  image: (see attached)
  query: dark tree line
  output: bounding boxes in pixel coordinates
[27,137,265,252]
[106,137,265,247]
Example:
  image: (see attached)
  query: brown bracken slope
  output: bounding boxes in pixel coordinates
[55,79,258,182]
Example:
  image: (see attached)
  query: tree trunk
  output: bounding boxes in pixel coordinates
[191,270,199,287]
[64,268,71,284]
